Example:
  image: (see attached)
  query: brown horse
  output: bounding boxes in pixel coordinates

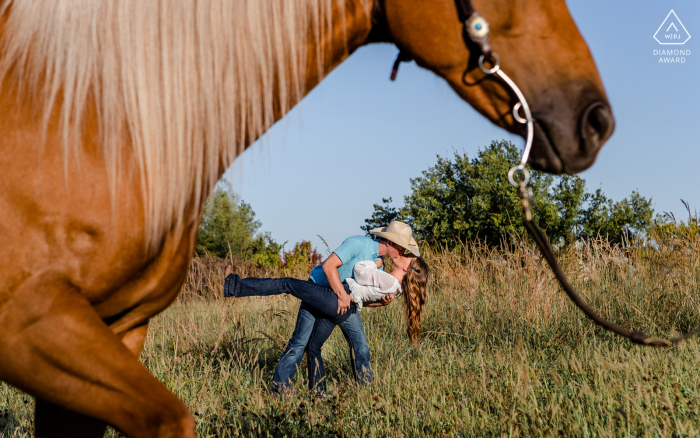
[0,0,613,436]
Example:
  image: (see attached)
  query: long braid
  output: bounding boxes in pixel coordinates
[401,256,429,345]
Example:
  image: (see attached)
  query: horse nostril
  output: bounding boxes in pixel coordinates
[581,102,614,151]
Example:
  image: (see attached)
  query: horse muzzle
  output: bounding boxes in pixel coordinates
[528,99,614,175]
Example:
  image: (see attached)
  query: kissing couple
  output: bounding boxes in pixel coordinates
[223,221,429,392]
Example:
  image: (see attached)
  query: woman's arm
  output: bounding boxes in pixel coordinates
[364,292,396,307]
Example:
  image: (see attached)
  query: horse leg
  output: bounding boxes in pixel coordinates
[0,276,193,438]
[32,324,151,438]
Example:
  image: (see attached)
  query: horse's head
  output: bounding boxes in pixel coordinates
[371,0,614,174]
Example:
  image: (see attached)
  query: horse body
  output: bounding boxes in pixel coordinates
[0,0,612,436]
[0,64,198,437]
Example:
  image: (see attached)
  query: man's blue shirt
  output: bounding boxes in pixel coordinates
[309,235,382,286]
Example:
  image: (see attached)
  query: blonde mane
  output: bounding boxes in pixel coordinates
[0,0,361,249]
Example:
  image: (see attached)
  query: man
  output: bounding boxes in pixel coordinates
[269,221,419,393]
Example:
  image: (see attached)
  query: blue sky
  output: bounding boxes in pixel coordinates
[225,0,700,253]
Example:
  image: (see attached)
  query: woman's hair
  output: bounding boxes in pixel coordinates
[401,256,429,345]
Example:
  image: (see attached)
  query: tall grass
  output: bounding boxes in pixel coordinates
[1,231,699,437]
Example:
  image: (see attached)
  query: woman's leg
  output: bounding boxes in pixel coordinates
[225,275,352,322]
[306,318,336,393]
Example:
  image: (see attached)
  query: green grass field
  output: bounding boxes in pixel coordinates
[1,234,700,437]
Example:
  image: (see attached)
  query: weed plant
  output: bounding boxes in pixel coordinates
[1,231,700,437]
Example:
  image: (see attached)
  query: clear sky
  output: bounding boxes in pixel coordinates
[225,0,700,254]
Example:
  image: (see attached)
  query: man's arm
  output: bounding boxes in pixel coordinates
[322,253,353,315]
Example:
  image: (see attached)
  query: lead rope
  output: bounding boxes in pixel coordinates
[460,5,700,347]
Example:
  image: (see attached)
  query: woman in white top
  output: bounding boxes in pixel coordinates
[340,255,428,341]
[346,260,403,311]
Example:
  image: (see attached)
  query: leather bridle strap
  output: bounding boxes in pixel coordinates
[455,0,476,18]
[391,0,492,81]
[455,0,492,57]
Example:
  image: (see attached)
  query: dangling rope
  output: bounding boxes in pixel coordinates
[497,57,700,346]
[519,184,700,347]
[456,0,700,347]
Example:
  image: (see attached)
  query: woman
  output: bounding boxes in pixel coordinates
[344,256,429,344]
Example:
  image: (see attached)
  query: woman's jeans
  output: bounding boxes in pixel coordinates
[224,275,355,322]
[224,275,373,391]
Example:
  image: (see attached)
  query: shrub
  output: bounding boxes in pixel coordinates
[196,179,282,266]
[364,140,656,248]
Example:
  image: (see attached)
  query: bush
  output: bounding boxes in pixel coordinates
[196,180,282,266]
[282,241,323,278]
[363,140,656,248]
[651,200,699,246]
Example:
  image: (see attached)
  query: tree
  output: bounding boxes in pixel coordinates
[248,232,284,269]
[579,189,655,244]
[360,198,403,235]
[281,241,324,276]
[364,140,655,248]
[196,180,282,265]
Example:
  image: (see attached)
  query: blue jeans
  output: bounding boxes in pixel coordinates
[224,275,355,323]
[306,311,373,392]
[224,275,373,391]
[271,304,373,392]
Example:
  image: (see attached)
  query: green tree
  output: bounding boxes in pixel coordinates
[249,232,284,269]
[360,198,403,235]
[364,140,655,248]
[196,180,282,265]
[281,241,323,276]
[579,189,655,244]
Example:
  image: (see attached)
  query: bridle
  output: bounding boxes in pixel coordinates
[393,0,700,347]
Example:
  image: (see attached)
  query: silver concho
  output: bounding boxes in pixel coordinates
[466,13,490,41]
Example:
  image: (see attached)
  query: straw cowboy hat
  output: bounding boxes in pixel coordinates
[369,221,420,257]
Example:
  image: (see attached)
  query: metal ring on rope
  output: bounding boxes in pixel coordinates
[478,53,500,75]
[513,102,533,124]
[507,164,530,188]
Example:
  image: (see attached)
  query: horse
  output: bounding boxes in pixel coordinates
[0,0,614,436]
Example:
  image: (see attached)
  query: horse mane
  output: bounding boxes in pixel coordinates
[0,0,367,250]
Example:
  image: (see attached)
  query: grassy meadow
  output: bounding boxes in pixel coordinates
[1,233,700,437]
